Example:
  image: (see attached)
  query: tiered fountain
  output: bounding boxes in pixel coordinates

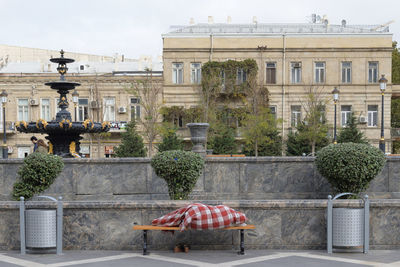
[16,50,110,157]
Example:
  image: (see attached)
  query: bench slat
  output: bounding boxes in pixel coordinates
[132,224,255,231]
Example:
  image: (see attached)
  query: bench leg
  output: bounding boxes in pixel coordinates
[238,229,245,255]
[143,230,149,255]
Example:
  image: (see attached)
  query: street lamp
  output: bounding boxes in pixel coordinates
[332,87,340,144]
[72,90,79,121]
[379,74,388,153]
[0,90,8,158]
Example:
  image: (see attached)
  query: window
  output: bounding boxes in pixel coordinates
[104,145,114,158]
[237,68,247,84]
[77,98,89,121]
[190,63,201,84]
[130,98,141,121]
[103,97,115,121]
[172,63,183,84]
[341,105,352,126]
[174,116,183,128]
[221,70,226,92]
[80,144,90,158]
[368,105,378,127]
[41,98,51,121]
[266,62,276,84]
[368,62,378,83]
[341,62,351,83]
[314,62,325,83]
[291,105,301,127]
[55,98,61,115]
[318,105,326,123]
[18,99,29,121]
[270,106,277,119]
[290,62,301,83]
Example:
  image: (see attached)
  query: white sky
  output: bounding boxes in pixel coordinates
[0,0,398,59]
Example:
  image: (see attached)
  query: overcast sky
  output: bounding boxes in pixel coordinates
[0,0,398,59]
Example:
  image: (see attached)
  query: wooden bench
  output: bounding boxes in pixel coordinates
[133,224,256,255]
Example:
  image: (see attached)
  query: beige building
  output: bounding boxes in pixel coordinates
[1,17,398,157]
[162,17,395,152]
[0,46,162,158]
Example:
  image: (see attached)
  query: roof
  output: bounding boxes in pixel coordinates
[163,22,391,36]
[0,59,163,74]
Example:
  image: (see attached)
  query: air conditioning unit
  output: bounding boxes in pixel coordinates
[29,99,39,106]
[118,107,127,113]
[359,116,367,124]
[90,101,99,109]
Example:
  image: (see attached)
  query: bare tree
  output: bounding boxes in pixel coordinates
[299,86,330,156]
[127,69,163,157]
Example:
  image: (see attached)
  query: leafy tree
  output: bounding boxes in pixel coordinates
[208,124,237,154]
[393,41,400,84]
[391,98,400,128]
[114,120,147,157]
[337,113,368,144]
[242,108,282,156]
[157,125,184,152]
[286,123,329,156]
[127,69,162,157]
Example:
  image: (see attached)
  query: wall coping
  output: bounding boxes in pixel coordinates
[1,155,399,164]
[1,199,399,209]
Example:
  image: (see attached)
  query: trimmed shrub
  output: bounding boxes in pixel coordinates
[13,153,64,200]
[151,150,204,200]
[315,143,385,195]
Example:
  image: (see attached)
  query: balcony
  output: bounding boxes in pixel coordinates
[0,121,16,134]
[108,121,128,132]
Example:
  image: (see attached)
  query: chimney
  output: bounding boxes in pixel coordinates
[341,19,346,27]
[253,16,257,24]
[227,16,232,24]
[311,14,316,23]
[189,17,195,25]
[208,16,214,24]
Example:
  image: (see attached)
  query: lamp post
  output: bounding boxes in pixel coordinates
[332,87,339,144]
[72,90,79,122]
[0,90,8,158]
[379,74,388,153]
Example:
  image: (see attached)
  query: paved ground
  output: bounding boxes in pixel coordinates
[0,250,400,267]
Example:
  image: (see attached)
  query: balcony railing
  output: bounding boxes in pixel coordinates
[108,121,128,132]
[0,121,15,133]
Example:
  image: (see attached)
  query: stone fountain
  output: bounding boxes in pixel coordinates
[16,50,110,157]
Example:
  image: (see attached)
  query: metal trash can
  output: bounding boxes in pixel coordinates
[332,208,364,247]
[25,209,57,248]
[19,196,63,255]
[327,193,369,253]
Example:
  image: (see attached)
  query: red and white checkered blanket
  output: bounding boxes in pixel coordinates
[151,203,247,231]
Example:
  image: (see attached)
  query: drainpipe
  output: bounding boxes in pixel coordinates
[281,34,286,154]
[209,34,213,61]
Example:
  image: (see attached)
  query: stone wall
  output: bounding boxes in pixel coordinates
[1,200,400,250]
[0,156,399,200]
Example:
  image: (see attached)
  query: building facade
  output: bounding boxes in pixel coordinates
[0,46,162,158]
[162,19,394,152]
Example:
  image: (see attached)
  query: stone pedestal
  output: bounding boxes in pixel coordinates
[187,123,209,157]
